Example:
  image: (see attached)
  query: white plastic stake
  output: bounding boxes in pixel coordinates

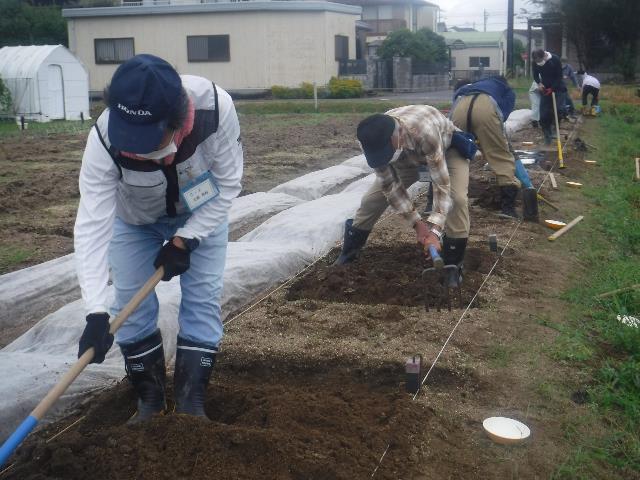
[313,82,318,111]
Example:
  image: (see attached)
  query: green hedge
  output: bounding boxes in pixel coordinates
[270,79,363,100]
[327,77,362,99]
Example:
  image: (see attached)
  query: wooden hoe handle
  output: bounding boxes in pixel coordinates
[0,267,164,468]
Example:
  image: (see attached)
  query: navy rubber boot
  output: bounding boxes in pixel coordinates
[442,237,468,288]
[522,187,539,222]
[497,185,520,220]
[120,329,166,423]
[174,337,217,418]
[334,219,370,265]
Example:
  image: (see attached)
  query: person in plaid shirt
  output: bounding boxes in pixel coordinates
[335,104,476,288]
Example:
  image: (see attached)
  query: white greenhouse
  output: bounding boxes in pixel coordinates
[0,45,90,122]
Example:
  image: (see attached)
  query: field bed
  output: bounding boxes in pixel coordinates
[3,118,604,479]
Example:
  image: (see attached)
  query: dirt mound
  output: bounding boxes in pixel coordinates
[287,244,495,308]
[8,357,443,480]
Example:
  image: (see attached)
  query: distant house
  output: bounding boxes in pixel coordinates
[336,0,440,58]
[448,26,477,33]
[62,1,361,94]
[439,31,507,80]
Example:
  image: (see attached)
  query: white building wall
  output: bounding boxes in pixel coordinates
[451,46,504,74]
[416,7,437,31]
[67,10,358,92]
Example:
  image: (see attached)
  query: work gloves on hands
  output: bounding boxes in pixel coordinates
[78,313,114,364]
[154,239,191,281]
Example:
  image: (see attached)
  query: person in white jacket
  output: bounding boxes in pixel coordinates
[74,54,243,421]
[577,70,601,116]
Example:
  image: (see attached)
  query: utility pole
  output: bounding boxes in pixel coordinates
[483,9,488,32]
[506,0,514,77]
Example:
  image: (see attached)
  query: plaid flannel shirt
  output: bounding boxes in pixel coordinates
[377,105,458,230]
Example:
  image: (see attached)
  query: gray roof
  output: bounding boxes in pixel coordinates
[63,1,361,18]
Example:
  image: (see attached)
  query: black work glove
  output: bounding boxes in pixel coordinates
[78,313,114,364]
[154,240,190,281]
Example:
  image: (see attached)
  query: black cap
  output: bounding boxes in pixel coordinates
[357,114,396,168]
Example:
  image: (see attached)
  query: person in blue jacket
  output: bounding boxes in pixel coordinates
[426,76,536,223]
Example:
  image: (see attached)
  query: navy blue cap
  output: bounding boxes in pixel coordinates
[357,114,396,168]
[107,54,182,154]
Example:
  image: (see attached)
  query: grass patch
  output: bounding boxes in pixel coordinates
[0,245,36,274]
[234,99,447,115]
[486,343,513,368]
[551,99,640,477]
[0,119,92,139]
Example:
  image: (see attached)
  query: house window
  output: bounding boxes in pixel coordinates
[335,35,349,61]
[362,6,377,20]
[469,56,490,68]
[187,35,230,62]
[94,38,134,64]
[377,5,392,19]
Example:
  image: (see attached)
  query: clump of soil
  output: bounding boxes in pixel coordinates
[287,244,495,308]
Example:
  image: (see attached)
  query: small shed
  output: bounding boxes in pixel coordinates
[0,45,90,122]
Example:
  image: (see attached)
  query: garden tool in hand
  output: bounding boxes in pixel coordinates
[422,245,461,312]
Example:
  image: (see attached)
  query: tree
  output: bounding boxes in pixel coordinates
[531,0,639,80]
[0,77,12,113]
[0,0,68,47]
[377,28,448,68]
[514,39,525,68]
[598,0,640,80]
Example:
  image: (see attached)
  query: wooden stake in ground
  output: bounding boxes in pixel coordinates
[635,157,640,181]
[549,172,558,189]
[596,283,640,300]
[537,193,560,211]
[551,92,565,169]
[548,215,584,241]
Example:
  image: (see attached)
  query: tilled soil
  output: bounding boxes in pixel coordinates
[3,119,601,479]
[0,113,362,274]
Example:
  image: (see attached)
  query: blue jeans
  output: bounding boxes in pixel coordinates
[109,215,228,349]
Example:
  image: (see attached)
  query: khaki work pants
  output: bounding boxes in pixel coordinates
[353,148,470,239]
[451,94,519,187]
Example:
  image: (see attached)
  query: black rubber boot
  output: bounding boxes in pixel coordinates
[542,125,553,145]
[422,182,434,215]
[498,185,520,220]
[522,187,539,222]
[120,329,166,423]
[334,219,371,265]
[442,237,468,288]
[174,337,217,418]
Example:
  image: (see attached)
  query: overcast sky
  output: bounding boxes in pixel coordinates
[431,0,542,32]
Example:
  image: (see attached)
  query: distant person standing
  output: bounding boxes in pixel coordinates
[577,70,601,116]
[561,58,578,116]
[531,49,567,145]
[528,81,541,128]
